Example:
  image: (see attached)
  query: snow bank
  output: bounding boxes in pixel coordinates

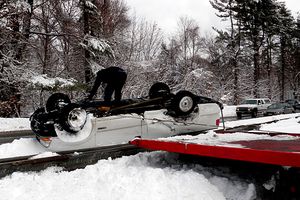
[260,117,300,133]
[0,138,46,158]
[224,113,300,128]
[0,152,256,200]
[29,152,59,160]
[0,118,30,132]
[222,105,237,117]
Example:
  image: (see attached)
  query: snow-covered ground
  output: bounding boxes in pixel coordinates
[260,116,300,133]
[0,118,30,132]
[0,114,300,200]
[221,105,237,117]
[225,113,300,128]
[0,151,256,200]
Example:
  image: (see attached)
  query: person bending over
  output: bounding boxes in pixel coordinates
[88,66,127,102]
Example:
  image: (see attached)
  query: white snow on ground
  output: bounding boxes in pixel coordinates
[0,114,299,200]
[0,138,46,159]
[224,113,300,128]
[29,152,59,160]
[0,151,256,200]
[222,105,237,117]
[260,116,300,133]
[0,118,30,132]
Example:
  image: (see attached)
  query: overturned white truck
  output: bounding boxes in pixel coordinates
[30,83,223,152]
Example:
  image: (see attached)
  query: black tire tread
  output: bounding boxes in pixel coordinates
[46,93,71,112]
[59,103,86,134]
[149,82,171,99]
[170,90,196,116]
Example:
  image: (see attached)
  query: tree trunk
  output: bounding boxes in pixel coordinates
[280,37,286,101]
[10,13,21,60]
[42,34,50,74]
[233,59,239,105]
[267,37,272,98]
[17,0,33,61]
[83,0,92,84]
[253,39,260,98]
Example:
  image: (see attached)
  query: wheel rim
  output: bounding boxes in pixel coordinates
[179,96,194,112]
[67,108,87,131]
[56,99,68,109]
[46,93,71,112]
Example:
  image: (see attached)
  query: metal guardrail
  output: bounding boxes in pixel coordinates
[0,130,34,144]
[0,144,145,178]
[0,129,34,137]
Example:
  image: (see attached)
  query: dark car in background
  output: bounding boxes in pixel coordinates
[285,99,300,110]
[264,102,295,116]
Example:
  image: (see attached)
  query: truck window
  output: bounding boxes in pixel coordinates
[241,100,257,104]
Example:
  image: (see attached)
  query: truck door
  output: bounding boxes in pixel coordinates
[95,113,145,146]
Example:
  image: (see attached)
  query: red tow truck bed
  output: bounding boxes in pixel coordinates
[130,131,300,167]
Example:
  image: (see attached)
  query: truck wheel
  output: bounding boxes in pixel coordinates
[30,108,56,136]
[170,90,196,116]
[59,103,87,133]
[149,82,170,99]
[46,93,71,112]
[237,113,242,119]
[251,110,258,118]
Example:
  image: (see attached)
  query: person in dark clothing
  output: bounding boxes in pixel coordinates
[88,67,127,102]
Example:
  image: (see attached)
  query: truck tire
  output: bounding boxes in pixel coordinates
[170,90,196,116]
[149,82,170,99]
[59,103,87,134]
[46,93,71,112]
[30,107,56,136]
[237,113,242,119]
[251,110,258,118]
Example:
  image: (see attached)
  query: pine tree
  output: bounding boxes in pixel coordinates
[210,0,242,104]
[277,3,294,100]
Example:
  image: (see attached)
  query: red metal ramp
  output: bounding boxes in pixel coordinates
[130,132,300,167]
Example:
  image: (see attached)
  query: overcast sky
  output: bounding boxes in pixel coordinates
[126,0,300,36]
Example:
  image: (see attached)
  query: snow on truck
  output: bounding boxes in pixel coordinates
[30,82,223,152]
